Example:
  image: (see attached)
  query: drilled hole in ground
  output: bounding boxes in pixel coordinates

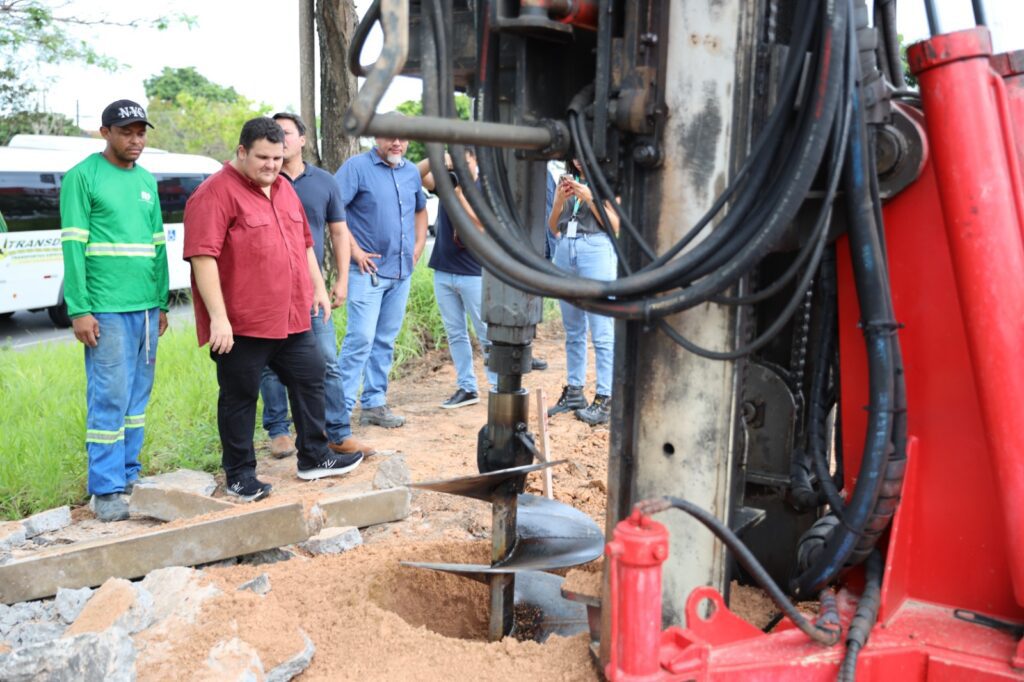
[371,565,491,640]
[368,542,490,640]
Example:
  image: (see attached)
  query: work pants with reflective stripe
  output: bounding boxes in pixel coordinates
[84,309,159,495]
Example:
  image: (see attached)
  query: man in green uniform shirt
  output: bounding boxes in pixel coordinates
[60,99,169,522]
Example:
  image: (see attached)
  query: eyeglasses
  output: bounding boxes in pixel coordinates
[377,136,407,142]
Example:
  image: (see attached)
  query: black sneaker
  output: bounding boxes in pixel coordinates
[225,477,273,502]
[531,357,549,371]
[575,394,611,425]
[547,385,587,417]
[297,452,364,480]
[441,388,480,409]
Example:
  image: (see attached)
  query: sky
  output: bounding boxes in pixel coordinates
[32,1,1024,133]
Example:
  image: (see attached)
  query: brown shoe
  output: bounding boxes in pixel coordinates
[328,437,376,457]
[270,434,297,459]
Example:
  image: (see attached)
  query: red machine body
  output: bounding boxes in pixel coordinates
[605,27,1024,680]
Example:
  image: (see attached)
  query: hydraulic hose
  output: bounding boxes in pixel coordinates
[837,550,884,681]
[792,18,897,595]
[431,0,842,311]
[806,248,847,516]
[636,497,842,647]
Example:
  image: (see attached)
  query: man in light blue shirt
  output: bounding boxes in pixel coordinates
[334,137,427,431]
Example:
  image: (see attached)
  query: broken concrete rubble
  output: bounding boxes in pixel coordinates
[266,631,316,682]
[139,566,221,625]
[21,506,71,539]
[65,578,155,636]
[55,587,93,624]
[238,573,272,595]
[300,526,362,556]
[372,455,412,490]
[0,523,27,551]
[205,637,265,681]
[0,629,136,682]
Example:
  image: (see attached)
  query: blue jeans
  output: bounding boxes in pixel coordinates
[337,270,412,440]
[84,309,160,495]
[553,233,617,396]
[259,311,346,442]
[433,271,496,394]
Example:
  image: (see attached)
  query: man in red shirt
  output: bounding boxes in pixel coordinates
[183,117,362,501]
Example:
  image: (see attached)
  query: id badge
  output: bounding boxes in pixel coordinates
[566,219,578,238]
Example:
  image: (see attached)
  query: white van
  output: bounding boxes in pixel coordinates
[0,136,221,326]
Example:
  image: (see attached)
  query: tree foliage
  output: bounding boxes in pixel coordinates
[144,67,240,104]
[395,94,472,163]
[0,0,193,133]
[147,92,271,161]
[0,109,78,145]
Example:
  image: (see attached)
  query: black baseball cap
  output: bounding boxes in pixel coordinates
[101,99,154,129]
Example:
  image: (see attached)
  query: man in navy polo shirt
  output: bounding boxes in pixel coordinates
[334,136,428,431]
[257,113,376,460]
[417,148,497,408]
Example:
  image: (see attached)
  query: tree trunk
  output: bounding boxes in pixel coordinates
[299,0,321,165]
[317,0,360,175]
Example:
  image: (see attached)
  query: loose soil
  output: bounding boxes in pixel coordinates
[28,318,781,679]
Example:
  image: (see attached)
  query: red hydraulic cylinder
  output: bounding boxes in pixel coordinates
[990,48,1024,245]
[908,28,1024,607]
[605,510,669,682]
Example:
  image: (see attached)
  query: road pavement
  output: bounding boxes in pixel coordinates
[0,299,195,351]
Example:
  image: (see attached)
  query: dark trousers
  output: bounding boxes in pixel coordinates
[212,332,329,482]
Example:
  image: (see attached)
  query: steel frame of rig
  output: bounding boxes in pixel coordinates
[344,0,1024,678]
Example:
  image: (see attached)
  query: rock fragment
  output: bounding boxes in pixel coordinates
[300,526,362,556]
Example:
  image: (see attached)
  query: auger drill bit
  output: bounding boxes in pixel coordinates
[404,463,604,640]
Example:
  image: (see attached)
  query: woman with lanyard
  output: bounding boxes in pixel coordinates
[546,157,619,425]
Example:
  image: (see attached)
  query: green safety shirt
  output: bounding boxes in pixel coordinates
[60,153,168,317]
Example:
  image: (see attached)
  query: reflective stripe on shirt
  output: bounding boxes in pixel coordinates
[61,227,90,243]
[85,243,157,257]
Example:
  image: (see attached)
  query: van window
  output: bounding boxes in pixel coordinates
[0,171,210,232]
[0,171,61,232]
[155,174,208,223]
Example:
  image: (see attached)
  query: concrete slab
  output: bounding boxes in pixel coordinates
[316,488,411,529]
[129,486,233,522]
[135,469,217,497]
[0,503,309,604]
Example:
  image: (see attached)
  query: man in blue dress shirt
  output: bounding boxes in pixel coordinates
[334,137,428,431]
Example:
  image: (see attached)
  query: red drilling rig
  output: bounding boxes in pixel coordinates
[346,0,1024,677]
